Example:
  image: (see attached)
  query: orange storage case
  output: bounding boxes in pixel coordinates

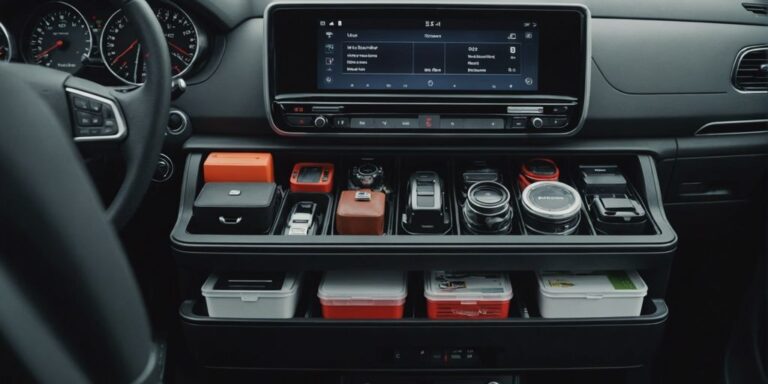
[203,152,274,183]
[289,163,334,193]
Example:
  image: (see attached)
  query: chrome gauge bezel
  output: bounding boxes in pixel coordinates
[100,1,201,85]
[21,1,93,72]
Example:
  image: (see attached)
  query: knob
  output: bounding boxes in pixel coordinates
[153,154,174,183]
[167,109,189,135]
[531,117,544,129]
[313,115,328,128]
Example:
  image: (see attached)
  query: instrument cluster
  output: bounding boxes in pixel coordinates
[0,0,206,85]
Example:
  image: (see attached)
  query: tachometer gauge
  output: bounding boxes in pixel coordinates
[23,2,92,73]
[101,3,199,85]
[0,22,11,62]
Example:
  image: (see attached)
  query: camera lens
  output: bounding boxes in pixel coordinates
[521,181,582,235]
[463,181,513,234]
[350,163,384,189]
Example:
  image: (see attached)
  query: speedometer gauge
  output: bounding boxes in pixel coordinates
[0,22,11,62]
[23,2,92,73]
[101,3,199,85]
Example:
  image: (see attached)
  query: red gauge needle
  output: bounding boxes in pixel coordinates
[111,39,139,66]
[35,40,64,59]
[168,42,192,57]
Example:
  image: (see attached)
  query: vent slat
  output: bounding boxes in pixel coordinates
[743,3,768,14]
[734,47,768,91]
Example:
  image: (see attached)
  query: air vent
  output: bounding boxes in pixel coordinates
[733,47,768,92]
[743,3,768,15]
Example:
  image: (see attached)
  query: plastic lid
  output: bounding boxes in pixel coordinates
[537,270,648,299]
[424,271,513,301]
[201,272,300,300]
[318,271,407,302]
[521,181,582,220]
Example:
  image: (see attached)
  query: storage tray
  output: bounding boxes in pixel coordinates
[180,272,668,370]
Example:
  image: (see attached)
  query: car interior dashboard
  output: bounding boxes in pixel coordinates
[1,0,768,383]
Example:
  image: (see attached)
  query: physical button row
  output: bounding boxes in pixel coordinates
[286,114,569,130]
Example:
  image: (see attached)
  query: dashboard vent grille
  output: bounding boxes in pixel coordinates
[743,3,768,15]
[733,47,768,92]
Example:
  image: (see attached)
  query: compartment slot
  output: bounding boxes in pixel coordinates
[180,297,668,370]
[271,192,334,236]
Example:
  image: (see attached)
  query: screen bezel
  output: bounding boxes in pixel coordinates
[267,4,588,99]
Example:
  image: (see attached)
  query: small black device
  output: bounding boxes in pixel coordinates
[350,163,385,190]
[284,201,319,236]
[590,195,648,235]
[578,165,628,195]
[402,171,451,234]
[193,182,279,234]
[462,181,514,234]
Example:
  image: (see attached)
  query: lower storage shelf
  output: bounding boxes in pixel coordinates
[179,297,668,370]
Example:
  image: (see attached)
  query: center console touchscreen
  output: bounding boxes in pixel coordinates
[266,3,590,137]
[317,19,540,92]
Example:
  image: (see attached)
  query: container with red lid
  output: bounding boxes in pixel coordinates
[424,271,513,320]
[518,158,560,189]
[318,271,407,319]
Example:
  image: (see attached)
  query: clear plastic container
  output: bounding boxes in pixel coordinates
[537,270,648,318]
[202,272,300,319]
[424,271,513,320]
[318,271,407,319]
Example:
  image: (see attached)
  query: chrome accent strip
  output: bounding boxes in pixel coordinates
[66,87,128,142]
[263,1,592,138]
[694,119,768,136]
[167,108,189,135]
[0,22,11,62]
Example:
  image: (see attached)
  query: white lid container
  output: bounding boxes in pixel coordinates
[537,270,648,319]
[424,271,513,302]
[318,271,407,306]
[202,272,300,319]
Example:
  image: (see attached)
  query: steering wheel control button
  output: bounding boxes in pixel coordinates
[67,88,126,141]
[73,96,90,110]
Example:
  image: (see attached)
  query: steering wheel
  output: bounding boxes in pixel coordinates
[0,0,169,382]
[3,0,171,229]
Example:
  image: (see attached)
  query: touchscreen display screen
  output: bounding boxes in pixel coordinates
[316,18,540,92]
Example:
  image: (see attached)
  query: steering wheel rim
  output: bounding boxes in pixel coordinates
[75,0,172,228]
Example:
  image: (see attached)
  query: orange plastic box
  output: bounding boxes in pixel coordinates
[289,162,334,193]
[203,152,274,183]
[318,271,407,319]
